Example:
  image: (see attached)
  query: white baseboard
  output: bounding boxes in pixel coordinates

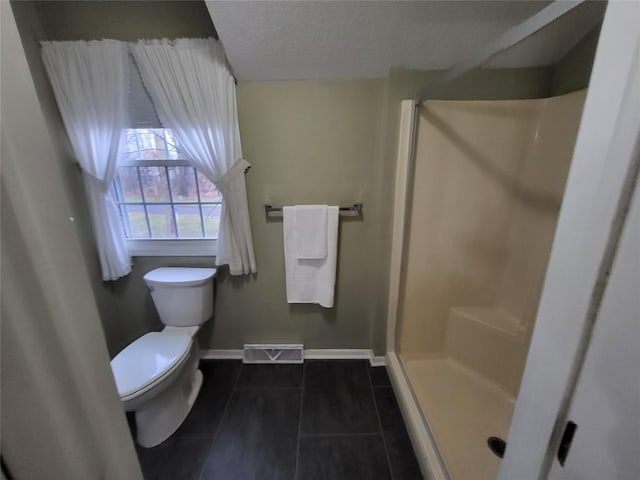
[200,348,386,367]
[386,351,449,480]
[200,349,243,360]
[369,355,387,367]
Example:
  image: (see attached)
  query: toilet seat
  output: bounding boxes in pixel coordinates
[111,331,193,401]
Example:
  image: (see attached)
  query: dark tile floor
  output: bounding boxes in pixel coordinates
[135,360,423,480]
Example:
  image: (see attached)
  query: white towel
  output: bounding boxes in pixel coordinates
[294,205,328,259]
[283,206,339,308]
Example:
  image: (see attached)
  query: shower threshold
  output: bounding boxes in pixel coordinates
[402,355,515,480]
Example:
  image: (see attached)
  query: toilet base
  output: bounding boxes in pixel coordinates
[134,344,202,448]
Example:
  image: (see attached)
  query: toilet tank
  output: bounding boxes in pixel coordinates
[143,267,217,327]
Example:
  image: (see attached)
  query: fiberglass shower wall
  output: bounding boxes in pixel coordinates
[397,90,587,398]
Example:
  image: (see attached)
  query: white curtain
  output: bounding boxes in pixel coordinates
[41,40,131,281]
[132,38,256,275]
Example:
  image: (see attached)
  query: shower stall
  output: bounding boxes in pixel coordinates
[385,3,604,480]
[396,91,586,480]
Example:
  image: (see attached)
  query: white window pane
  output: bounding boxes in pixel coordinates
[117,166,142,202]
[168,167,198,202]
[147,204,177,238]
[202,204,222,238]
[175,205,204,238]
[122,205,149,238]
[140,166,170,202]
[120,128,187,161]
[116,128,223,244]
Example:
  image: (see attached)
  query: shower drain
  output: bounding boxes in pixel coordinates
[487,436,506,458]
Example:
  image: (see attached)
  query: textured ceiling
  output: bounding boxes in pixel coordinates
[206,1,605,81]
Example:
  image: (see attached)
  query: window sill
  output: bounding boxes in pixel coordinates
[127,239,218,257]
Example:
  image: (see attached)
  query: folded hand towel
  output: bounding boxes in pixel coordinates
[294,205,328,259]
[283,206,339,308]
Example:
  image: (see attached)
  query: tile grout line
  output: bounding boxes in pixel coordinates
[293,360,306,480]
[234,386,303,391]
[197,361,244,480]
[367,365,395,480]
[299,432,382,438]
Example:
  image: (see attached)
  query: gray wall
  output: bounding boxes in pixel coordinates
[2,5,141,475]
[551,24,601,96]
[11,0,218,357]
[13,0,598,358]
[111,256,216,348]
[201,80,386,352]
[10,1,124,354]
[98,81,389,355]
[33,0,216,41]
[116,71,555,356]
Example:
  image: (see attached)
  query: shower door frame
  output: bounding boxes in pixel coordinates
[384,1,640,479]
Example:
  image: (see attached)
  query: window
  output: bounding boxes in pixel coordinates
[114,128,221,256]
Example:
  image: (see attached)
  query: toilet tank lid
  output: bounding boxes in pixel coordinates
[144,267,217,287]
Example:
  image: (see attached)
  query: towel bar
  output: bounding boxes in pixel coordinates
[264,203,363,217]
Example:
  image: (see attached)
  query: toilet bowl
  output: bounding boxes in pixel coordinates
[110,267,216,448]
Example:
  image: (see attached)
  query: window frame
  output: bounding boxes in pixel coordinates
[114,129,221,257]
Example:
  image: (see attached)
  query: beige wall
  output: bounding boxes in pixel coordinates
[397,91,586,393]
[498,91,587,332]
[373,67,554,353]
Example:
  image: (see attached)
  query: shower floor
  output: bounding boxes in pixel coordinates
[402,355,516,480]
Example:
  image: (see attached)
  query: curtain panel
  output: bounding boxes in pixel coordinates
[132,38,256,275]
[41,40,131,281]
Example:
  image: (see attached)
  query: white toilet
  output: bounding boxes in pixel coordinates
[110,267,217,448]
